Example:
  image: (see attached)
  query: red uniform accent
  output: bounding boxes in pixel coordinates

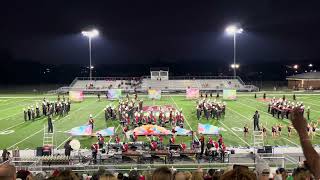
[135,116,139,124]
[126,117,130,124]
[91,144,98,151]
[218,137,223,145]
[180,143,186,151]
[208,137,213,145]
[214,141,219,149]
[170,137,175,144]
[158,136,163,143]
[115,137,120,143]
[98,136,104,143]
[151,141,158,150]
[122,144,129,152]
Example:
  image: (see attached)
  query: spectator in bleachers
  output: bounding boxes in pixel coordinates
[220,165,256,180]
[0,164,16,180]
[152,166,172,180]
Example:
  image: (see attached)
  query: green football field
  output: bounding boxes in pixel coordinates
[0,92,319,150]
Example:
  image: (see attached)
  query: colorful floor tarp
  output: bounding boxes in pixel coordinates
[95,127,115,136]
[198,123,219,135]
[69,125,92,136]
[174,126,192,136]
[133,124,171,136]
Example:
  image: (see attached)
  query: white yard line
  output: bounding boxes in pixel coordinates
[169,95,199,141]
[7,129,43,149]
[0,112,22,121]
[219,121,251,146]
[0,121,26,131]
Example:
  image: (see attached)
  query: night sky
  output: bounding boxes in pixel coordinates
[1,0,320,66]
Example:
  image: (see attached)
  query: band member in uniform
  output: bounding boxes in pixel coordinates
[271,125,277,138]
[307,123,311,136]
[218,134,223,147]
[115,134,121,144]
[97,93,101,101]
[48,114,53,133]
[169,135,175,145]
[88,114,94,132]
[287,124,293,137]
[263,93,266,99]
[262,125,267,138]
[98,134,104,149]
[122,142,129,152]
[306,107,310,121]
[23,108,27,121]
[243,124,249,138]
[91,143,98,164]
[293,94,296,101]
[311,122,318,140]
[200,134,205,156]
[150,140,158,151]
[35,105,40,118]
[277,124,283,136]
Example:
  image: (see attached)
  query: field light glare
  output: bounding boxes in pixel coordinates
[225,25,243,35]
[308,64,313,67]
[230,64,240,69]
[293,64,298,69]
[82,29,99,38]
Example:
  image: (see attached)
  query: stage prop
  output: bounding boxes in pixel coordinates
[133,124,171,136]
[69,139,81,150]
[174,126,192,136]
[198,123,219,135]
[186,88,200,99]
[69,91,84,102]
[95,127,115,136]
[223,89,237,100]
[148,89,161,99]
[69,125,92,136]
[107,89,122,99]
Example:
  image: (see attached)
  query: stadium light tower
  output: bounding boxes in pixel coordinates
[82,29,99,80]
[225,25,243,78]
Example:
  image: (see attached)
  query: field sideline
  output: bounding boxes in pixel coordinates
[0,92,319,150]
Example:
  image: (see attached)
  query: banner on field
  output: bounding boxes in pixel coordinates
[133,124,171,136]
[198,123,219,135]
[148,89,161,99]
[95,127,115,136]
[223,89,237,100]
[70,125,92,136]
[174,126,192,136]
[107,89,122,99]
[186,88,200,99]
[69,91,84,102]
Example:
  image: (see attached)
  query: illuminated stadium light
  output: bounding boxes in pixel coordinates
[82,29,99,38]
[225,24,243,78]
[225,25,243,35]
[230,64,240,69]
[293,64,298,69]
[82,28,99,80]
[308,64,313,67]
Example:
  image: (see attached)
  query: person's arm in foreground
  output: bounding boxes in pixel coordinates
[291,108,320,179]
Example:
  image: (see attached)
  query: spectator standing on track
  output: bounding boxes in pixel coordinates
[253,110,260,131]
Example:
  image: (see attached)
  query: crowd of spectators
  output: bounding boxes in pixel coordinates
[0,164,317,180]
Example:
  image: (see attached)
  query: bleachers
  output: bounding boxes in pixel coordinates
[68,76,258,92]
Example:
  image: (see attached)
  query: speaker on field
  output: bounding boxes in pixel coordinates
[36,147,43,156]
[264,146,272,153]
[257,148,265,153]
